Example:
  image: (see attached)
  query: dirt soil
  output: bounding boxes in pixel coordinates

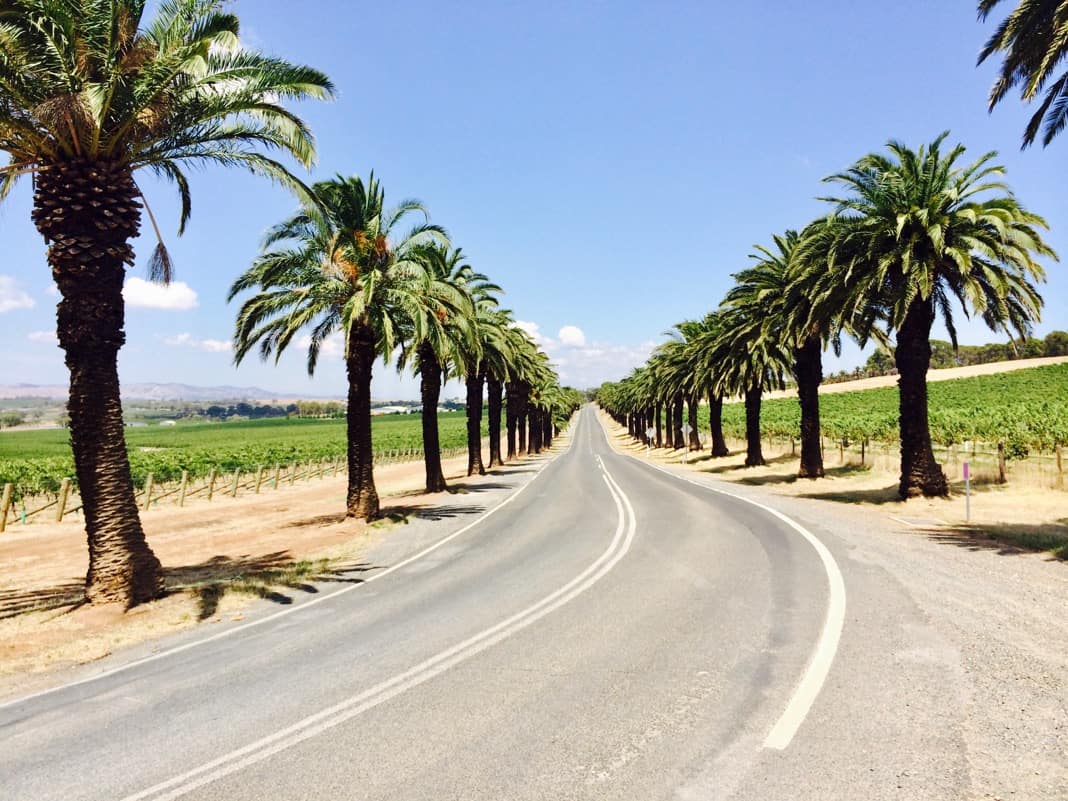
[0,450,492,697]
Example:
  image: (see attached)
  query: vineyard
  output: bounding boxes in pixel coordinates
[0,412,480,503]
[717,363,1068,457]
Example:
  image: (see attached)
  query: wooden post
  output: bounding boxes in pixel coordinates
[790,438,795,457]
[54,478,72,522]
[318,458,326,479]
[207,468,218,501]
[255,465,265,494]
[289,462,296,486]
[142,473,154,511]
[861,439,867,467]
[178,471,189,507]
[839,439,844,464]
[230,470,240,497]
[997,442,1007,484]
[305,461,311,482]
[1057,444,1063,475]
[820,431,825,459]
[0,483,12,533]
[273,464,281,489]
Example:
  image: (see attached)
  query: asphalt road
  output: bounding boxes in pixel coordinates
[1,406,978,800]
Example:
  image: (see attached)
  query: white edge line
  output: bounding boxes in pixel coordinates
[122,437,637,801]
[608,424,846,751]
[0,431,580,712]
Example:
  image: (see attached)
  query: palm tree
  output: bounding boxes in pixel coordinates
[0,1,332,606]
[690,312,731,457]
[452,270,503,477]
[398,244,478,493]
[230,174,446,520]
[473,308,513,470]
[820,133,1054,497]
[703,304,790,467]
[977,0,1068,146]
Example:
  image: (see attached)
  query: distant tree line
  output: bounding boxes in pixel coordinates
[829,330,1068,383]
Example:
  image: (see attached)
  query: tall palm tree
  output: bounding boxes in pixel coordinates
[0,0,332,606]
[230,174,446,519]
[470,306,512,471]
[453,269,503,477]
[820,133,1054,497]
[702,304,790,467]
[690,311,731,457]
[398,244,477,493]
[977,0,1068,146]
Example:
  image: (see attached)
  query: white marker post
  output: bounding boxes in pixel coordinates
[963,440,972,523]
[644,427,655,457]
[681,422,692,464]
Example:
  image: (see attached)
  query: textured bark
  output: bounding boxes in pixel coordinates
[654,402,663,448]
[895,299,949,498]
[346,321,380,519]
[506,382,519,460]
[487,376,504,467]
[418,342,448,493]
[530,412,543,453]
[687,396,702,450]
[465,363,486,476]
[744,385,765,467]
[33,159,163,606]
[517,388,529,456]
[672,397,684,449]
[707,391,729,457]
[544,411,554,449]
[795,336,825,479]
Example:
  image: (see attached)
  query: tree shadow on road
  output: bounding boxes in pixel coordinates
[377,503,487,524]
[166,552,378,620]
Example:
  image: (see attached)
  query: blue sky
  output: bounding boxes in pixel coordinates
[1,1,1066,400]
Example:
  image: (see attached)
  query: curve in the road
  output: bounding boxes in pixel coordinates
[614,429,846,751]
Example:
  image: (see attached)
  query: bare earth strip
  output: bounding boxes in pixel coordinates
[0,447,509,697]
[756,354,1068,401]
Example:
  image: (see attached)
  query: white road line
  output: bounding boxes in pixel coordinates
[1,434,579,712]
[611,437,846,751]
[121,451,638,801]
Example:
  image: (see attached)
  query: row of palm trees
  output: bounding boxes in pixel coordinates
[228,171,583,520]
[0,1,581,607]
[597,133,1054,500]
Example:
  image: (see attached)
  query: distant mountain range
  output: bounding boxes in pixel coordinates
[0,383,333,402]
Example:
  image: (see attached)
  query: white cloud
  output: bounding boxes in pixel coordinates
[46,282,60,297]
[513,319,549,346]
[296,331,345,359]
[0,275,35,313]
[27,330,57,344]
[558,325,586,348]
[164,332,233,353]
[123,277,198,310]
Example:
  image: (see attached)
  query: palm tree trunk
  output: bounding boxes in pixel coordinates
[707,390,729,457]
[530,412,542,453]
[346,320,380,519]
[744,385,765,467]
[33,159,163,607]
[795,336,825,478]
[487,375,504,467]
[654,402,663,448]
[672,397,684,449]
[418,343,448,493]
[506,382,518,460]
[687,396,701,450]
[518,390,529,455]
[895,298,949,498]
[465,362,486,476]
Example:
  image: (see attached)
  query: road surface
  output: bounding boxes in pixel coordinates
[0,406,991,799]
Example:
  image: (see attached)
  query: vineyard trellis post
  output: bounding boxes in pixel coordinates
[178,471,189,507]
[230,470,240,498]
[272,464,281,489]
[997,442,1007,484]
[0,483,12,533]
[289,462,296,486]
[207,468,218,501]
[142,473,154,511]
[55,478,71,522]
[255,466,265,494]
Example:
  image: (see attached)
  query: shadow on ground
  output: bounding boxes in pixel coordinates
[921,520,1068,561]
[378,503,486,524]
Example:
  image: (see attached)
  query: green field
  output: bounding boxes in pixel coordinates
[0,412,481,501]
[714,363,1068,456]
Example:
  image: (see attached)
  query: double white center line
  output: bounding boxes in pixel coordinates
[122,456,638,801]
